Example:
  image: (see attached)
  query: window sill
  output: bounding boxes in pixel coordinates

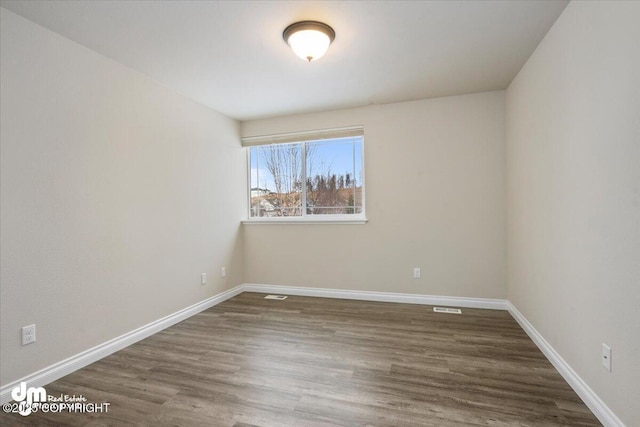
[242,217,367,225]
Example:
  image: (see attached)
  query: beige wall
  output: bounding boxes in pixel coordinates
[242,91,507,299]
[506,1,640,425]
[0,9,245,386]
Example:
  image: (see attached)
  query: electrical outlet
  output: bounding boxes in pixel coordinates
[201,273,207,285]
[221,267,226,278]
[602,343,611,372]
[22,324,36,346]
[413,267,421,278]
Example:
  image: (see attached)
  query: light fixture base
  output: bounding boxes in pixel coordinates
[283,21,336,43]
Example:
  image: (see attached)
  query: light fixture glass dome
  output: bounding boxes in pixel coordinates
[283,21,335,62]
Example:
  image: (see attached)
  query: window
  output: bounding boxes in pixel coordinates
[248,133,364,222]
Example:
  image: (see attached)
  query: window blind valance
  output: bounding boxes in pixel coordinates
[241,126,364,147]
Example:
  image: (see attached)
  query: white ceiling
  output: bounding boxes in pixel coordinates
[1,0,568,121]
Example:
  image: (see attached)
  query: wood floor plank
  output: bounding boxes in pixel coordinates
[0,292,601,426]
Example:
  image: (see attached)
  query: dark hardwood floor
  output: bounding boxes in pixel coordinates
[1,292,600,426]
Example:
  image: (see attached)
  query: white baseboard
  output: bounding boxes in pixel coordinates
[507,302,625,427]
[242,283,509,310]
[0,285,244,404]
[1,283,624,427]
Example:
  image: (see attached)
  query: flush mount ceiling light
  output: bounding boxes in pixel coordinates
[283,21,335,62]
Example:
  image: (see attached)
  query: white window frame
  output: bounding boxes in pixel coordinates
[244,132,366,224]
